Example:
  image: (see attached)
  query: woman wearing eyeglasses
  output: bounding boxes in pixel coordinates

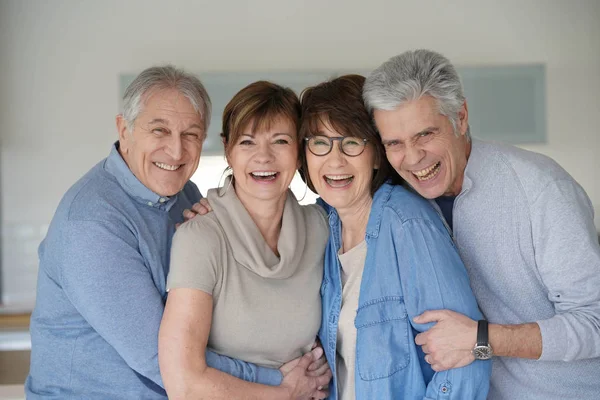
[299,75,491,399]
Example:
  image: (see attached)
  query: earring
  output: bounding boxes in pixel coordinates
[217,166,233,197]
[295,170,309,202]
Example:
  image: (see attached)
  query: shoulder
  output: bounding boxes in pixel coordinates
[378,184,441,224]
[300,203,328,225]
[472,140,575,201]
[173,213,225,250]
[52,160,126,223]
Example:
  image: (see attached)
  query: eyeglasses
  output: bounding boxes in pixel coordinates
[305,135,368,157]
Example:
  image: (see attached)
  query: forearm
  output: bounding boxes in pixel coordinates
[167,365,288,400]
[489,322,542,359]
[205,350,282,386]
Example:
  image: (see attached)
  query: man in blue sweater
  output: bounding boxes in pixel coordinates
[363,50,600,399]
[26,66,318,399]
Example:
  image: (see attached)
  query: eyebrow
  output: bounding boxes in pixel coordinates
[241,132,294,138]
[381,127,439,145]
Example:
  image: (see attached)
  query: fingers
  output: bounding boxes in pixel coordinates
[311,388,330,400]
[314,368,332,388]
[183,209,196,221]
[307,363,329,376]
[196,198,212,213]
[295,350,316,369]
[309,346,323,361]
[308,350,327,371]
[413,309,445,324]
[414,331,428,346]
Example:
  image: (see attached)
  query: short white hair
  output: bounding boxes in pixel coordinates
[122,65,212,132]
[364,49,470,137]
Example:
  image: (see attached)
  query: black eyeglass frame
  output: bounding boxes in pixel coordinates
[304,136,369,157]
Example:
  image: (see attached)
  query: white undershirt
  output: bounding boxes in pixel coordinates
[336,240,367,400]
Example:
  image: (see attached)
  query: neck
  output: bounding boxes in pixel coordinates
[236,188,287,256]
[447,135,473,196]
[337,195,372,254]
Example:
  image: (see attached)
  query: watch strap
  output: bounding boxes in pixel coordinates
[476,319,489,346]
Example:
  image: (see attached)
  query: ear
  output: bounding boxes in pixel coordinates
[457,101,469,136]
[116,114,131,153]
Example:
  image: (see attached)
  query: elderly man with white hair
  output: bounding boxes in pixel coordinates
[364,49,600,400]
[26,66,322,399]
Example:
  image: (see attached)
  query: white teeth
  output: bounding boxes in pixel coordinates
[412,162,440,181]
[251,171,277,177]
[154,162,181,171]
[324,174,353,181]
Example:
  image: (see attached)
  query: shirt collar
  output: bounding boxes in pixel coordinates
[326,182,394,240]
[104,142,178,210]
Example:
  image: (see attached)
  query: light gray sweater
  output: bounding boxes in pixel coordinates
[449,139,600,400]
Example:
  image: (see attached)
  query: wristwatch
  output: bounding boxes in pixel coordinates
[472,320,493,360]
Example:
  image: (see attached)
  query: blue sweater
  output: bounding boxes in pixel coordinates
[26,144,281,399]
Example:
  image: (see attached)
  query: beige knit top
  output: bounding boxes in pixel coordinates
[167,184,328,368]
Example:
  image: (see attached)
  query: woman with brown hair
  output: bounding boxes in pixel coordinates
[158,81,331,399]
[300,74,491,399]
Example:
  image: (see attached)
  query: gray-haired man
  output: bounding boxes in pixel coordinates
[26,66,323,399]
[364,49,600,399]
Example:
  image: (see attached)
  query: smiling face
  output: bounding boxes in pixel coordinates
[305,121,377,214]
[117,88,205,197]
[226,117,298,207]
[373,95,470,199]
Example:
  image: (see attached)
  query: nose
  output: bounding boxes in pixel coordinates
[402,144,424,167]
[164,134,183,160]
[325,142,347,168]
[254,142,275,164]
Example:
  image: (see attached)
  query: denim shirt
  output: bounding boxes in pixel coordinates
[318,183,491,399]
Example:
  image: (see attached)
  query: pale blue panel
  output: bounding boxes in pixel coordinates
[119,64,546,154]
[457,65,546,144]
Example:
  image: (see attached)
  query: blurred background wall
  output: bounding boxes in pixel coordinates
[0,0,599,308]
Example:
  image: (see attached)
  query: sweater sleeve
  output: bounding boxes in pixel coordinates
[389,214,491,400]
[530,179,600,361]
[59,218,282,388]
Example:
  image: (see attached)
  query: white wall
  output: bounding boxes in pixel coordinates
[1,0,599,305]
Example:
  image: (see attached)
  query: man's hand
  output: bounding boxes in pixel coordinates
[413,309,478,371]
[280,347,331,400]
[177,198,213,228]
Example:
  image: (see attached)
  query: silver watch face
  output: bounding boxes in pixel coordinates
[473,345,493,360]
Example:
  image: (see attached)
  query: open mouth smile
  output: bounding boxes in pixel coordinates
[412,162,441,182]
[154,162,182,171]
[324,174,354,188]
[250,171,279,181]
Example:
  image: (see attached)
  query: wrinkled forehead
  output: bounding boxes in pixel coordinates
[139,87,203,123]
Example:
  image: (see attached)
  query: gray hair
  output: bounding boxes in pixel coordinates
[364,49,470,137]
[122,65,212,132]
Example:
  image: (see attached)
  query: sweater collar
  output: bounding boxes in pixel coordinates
[207,178,308,279]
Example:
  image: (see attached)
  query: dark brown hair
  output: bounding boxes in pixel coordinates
[299,74,402,195]
[222,81,301,155]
